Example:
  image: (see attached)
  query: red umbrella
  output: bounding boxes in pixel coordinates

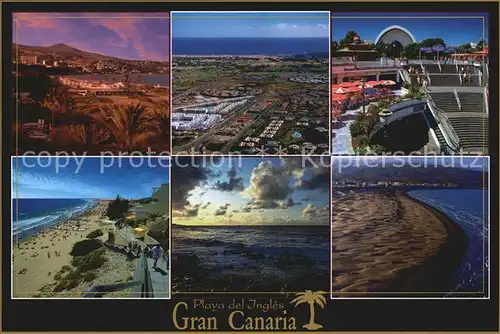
[358,83,374,89]
[332,94,348,101]
[339,81,356,88]
[346,86,361,93]
[332,84,341,90]
[381,80,396,86]
[334,87,350,94]
[367,80,379,86]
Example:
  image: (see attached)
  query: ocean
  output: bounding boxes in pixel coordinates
[63,74,169,86]
[172,225,330,292]
[12,199,98,241]
[172,37,329,56]
[407,189,489,295]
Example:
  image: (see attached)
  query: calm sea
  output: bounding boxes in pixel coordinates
[12,199,98,240]
[172,37,329,56]
[408,189,489,295]
[172,225,329,292]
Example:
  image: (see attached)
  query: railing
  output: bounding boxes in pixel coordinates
[484,86,489,116]
[478,70,483,86]
[455,59,459,73]
[425,91,462,153]
[399,69,411,84]
[437,61,442,73]
[453,88,462,111]
[84,250,154,298]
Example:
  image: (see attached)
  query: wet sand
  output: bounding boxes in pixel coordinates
[13,201,136,298]
[331,190,468,296]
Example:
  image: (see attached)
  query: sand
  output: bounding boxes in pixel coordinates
[12,201,137,298]
[331,190,468,295]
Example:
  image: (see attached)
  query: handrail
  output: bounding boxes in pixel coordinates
[84,250,154,298]
[455,59,459,73]
[478,70,483,86]
[453,88,462,111]
[484,86,489,116]
[425,92,461,152]
[437,61,442,73]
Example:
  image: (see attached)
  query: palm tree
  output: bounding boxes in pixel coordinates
[152,104,170,148]
[290,290,327,330]
[95,103,151,152]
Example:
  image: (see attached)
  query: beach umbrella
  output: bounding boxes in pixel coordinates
[332,94,348,102]
[332,84,341,90]
[358,83,373,89]
[346,86,361,93]
[339,81,356,88]
[367,80,380,86]
[381,80,396,86]
[334,87,350,94]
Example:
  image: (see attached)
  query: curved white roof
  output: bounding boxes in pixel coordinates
[375,25,417,45]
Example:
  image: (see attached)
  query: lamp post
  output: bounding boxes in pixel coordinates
[378,108,393,139]
[360,77,366,114]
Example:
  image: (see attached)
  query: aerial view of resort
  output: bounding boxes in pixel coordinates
[331,12,489,155]
[12,13,170,155]
[171,12,330,155]
[12,157,170,298]
[171,157,330,292]
[331,157,489,297]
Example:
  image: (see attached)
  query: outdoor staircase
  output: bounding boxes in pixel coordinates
[428,91,488,154]
[424,110,449,152]
[447,114,488,154]
[430,92,459,112]
[428,74,461,86]
[425,64,440,73]
[458,93,485,113]
[441,65,457,74]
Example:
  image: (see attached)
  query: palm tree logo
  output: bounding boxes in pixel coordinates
[290,290,327,330]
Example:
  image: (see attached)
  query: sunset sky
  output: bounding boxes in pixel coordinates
[13,12,170,61]
[171,157,330,226]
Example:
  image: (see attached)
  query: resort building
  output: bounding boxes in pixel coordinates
[134,183,170,219]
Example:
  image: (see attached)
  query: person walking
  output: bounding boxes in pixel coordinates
[151,244,165,269]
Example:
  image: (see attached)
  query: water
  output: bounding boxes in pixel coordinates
[407,189,488,295]
[12,199,98,241]
[172,225,329,292]
[62,74,169,86]
[172,37,329,56]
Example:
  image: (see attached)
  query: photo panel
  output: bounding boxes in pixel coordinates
[11,156,171,299]
[331,12,488,156]
[12,13,171,155]
[171,156,331,292]
[331,156,489,298]
[171,11,331,155]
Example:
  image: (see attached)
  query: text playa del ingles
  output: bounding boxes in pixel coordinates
[172,299,298,331]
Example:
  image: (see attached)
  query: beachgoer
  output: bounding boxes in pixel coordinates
[152,245,165,269]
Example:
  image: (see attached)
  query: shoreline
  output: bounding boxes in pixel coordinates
[12,200,136,298]
[331,189,468,296]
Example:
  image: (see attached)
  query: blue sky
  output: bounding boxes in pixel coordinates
[172,157,330,226]
[332,12,488,46]
[12,157,170,199]
[172,12,329,38]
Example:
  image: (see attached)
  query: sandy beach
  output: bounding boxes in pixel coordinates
[331,190,468,295]
[13,201,137,298]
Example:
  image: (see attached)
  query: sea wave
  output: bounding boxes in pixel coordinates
[12,199,98,239]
